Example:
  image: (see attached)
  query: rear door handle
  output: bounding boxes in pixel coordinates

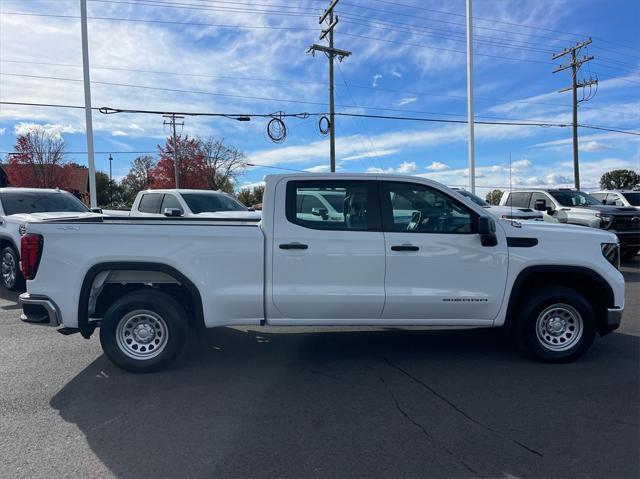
[279,243,308,250]
[391,245,419,251]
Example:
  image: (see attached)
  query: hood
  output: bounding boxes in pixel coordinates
[488,205,542,218]
[8,211,103,222]
[563,204,639,215]
[499,218,617,242]
[191,211,262,220]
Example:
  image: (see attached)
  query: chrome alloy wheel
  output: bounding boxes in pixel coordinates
[1,251,16,288]
[535,303,583,352]
[115,310,169,360]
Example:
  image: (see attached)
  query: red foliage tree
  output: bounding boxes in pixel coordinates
[152,135,209,189]
[5,128,77,189]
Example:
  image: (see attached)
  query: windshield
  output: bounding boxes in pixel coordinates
[549,190,600,207]
[0,192,89,215]
[456,189,489,207]
[622,192,640,206]
[182,193,247,214]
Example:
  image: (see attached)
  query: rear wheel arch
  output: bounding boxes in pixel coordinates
[78,262,205,338]
[505,265,615,335]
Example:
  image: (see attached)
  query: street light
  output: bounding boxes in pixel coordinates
[108,154,113,207]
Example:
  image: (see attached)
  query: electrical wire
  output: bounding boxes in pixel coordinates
[2,101,638,136]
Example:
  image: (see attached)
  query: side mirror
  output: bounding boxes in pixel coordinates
[312,207,329,220]
[478,216,498,247]
[90,208,103,214]
[601,199,607,205]
[534,199,547,211]
[163,208,183,217]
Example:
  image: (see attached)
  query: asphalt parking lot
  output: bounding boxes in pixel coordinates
[1,259,638,479]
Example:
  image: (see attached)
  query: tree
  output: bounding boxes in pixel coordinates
[198,137,248,193]
[120,155,156,206]
[599,169,640,190]
[153,135,209,189]
[95,171,122,207]
[5,127,76,189]
[237,185,265,207]
[485,189,504,205]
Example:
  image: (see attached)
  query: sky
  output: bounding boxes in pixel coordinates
[0,0,639,196]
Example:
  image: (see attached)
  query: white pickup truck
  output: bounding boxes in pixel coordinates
[106,189,260,220]
[20,174,625,372]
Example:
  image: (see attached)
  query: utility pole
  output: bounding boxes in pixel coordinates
[552,38,597,190]
[80,0,97,208]
[108,153,113,206]
[465,0,475,194]
[308,0,351,173]
[163,114,184,188]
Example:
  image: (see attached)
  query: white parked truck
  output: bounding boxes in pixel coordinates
[20,174,625,372]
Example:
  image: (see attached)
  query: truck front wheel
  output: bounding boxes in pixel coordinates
[99,290,188,373]
[513,286,596,362]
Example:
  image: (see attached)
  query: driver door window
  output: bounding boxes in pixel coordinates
[385,182,474,234]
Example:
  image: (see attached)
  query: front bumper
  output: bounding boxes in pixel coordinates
[19,293,61,326]
[601,307,623,335]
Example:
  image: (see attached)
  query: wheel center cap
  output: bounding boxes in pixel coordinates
[547,317,565,335]
[134,324,154,343]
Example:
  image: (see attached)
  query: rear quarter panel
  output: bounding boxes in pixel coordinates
[25,221,264,328]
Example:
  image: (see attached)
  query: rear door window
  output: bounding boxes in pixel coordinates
[504,192,532,208]
[138,193,163,214]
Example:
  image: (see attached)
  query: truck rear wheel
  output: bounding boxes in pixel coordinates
[513,286,596,362]
[1,246,24,291]
[99,290,188,373]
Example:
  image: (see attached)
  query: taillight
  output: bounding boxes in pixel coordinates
[21,234,43,280]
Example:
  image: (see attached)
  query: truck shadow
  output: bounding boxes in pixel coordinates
[50,327,640,479]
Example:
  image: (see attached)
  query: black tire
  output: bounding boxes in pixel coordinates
[1,246,24,291]
[99,290,188,373]
[513,286,596,363]
[621,247,639,261]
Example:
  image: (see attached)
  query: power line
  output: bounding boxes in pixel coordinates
[2,100,638,136]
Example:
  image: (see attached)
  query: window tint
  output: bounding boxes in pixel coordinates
[161,194,183,213]
[181,193,246,213]
[504,192,531,208]
[549,190,599,207]
[386,182,474,233]
[287,181,373,231]
[529,192,551,209]
[609,194,625,206]
[621,192,640,206]
[590,193,606,202]
[138,193,163,214]
[0,192,88,215]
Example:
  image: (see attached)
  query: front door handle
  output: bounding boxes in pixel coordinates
[391,245,419,251]
[279,243,308,250]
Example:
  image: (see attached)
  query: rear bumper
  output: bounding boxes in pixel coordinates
[19,293,61,326]
[601,307,623,336]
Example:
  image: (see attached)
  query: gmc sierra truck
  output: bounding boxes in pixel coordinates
[20,174,625,372]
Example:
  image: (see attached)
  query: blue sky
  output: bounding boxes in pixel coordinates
[0,0,638,195]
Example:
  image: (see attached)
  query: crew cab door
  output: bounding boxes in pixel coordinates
[380,181,508,321]
[271,179,385,320]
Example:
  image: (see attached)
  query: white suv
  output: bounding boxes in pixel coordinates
[590,189,640,210]
[0,188,101,290]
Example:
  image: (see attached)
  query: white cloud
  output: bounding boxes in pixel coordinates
[511,159,532,173]
[545,173,572,185]
[397,161,417,174]
[426,161,450,171]
[581,141,611,152]
[129,124,144,132]
[391,70,402,78]
[340,148,399,162]
[0,128,5,135]
[112,130,128,137]
[304,165,331,173]
[13,122,80,139]
[396,97,417,106]
[372,74,382,87]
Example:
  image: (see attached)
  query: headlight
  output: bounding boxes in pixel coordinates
[596,213,612,229]
[601,243,620,270]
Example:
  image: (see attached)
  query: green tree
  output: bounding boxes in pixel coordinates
[95,171,122,207]
[237,185,265,207]
[485,189,504,205]
[120,155,156,206]
[599,169,640,190]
